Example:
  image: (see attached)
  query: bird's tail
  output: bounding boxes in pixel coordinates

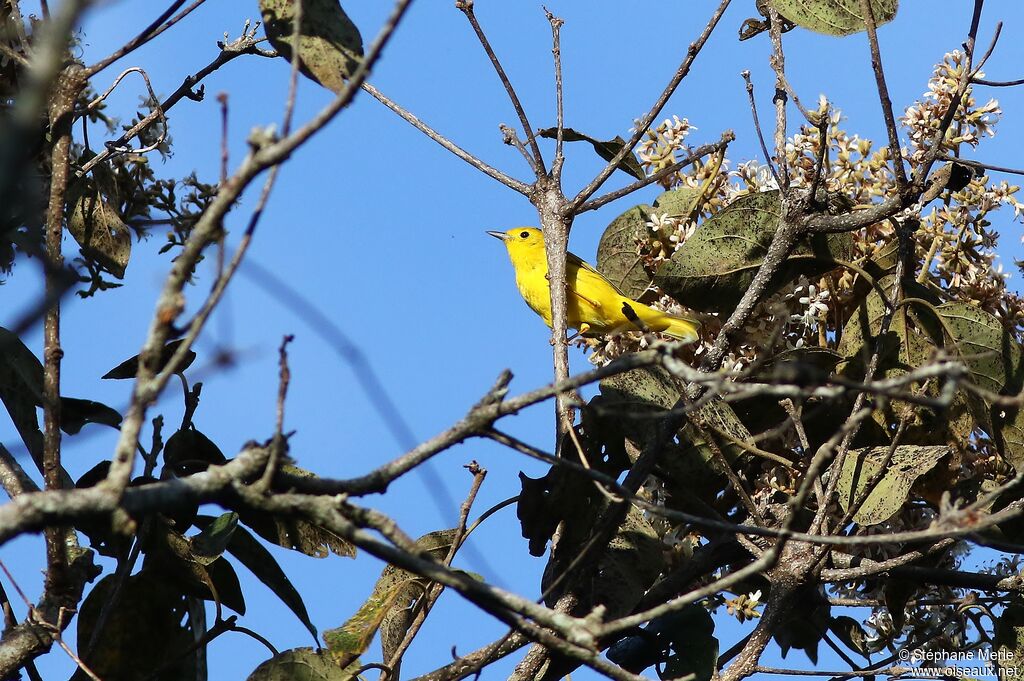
[626,301,701,344]
[658,312,701,344]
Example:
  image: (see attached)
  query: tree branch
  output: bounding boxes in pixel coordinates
[360,82,531,195]
[456,0,545,176]
[567,0,732,212]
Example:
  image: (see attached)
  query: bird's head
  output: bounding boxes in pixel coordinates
[487,227,545,262]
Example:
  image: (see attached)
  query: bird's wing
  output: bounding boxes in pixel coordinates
[566,251,629,297]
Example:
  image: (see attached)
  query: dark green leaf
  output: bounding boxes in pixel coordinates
[775,586,830,664]
[60,397,122,434]
[837,445,948,525]
[609,605,716,679]
[596,204,653,299]
[934,302,1017,395]
[238,464,356,558]
[598,367,739,504]
[883,577,915,631]
[206,557,246,615]
[994,601,1024,678]
[538,127,645,181]
[142,521,245,614]
[102,338,196,379]
[770,0,897,36]
[324,529,456,666]
[652,186,703,219]
[75,572,195,681]
[517,468,563,557]
[596,506,665,620]
[829,616,871,658]
[163,426,227,477]
[195,516,318,643]
[654,190,852,313]
[191,511,239,565]
[0,326,45,461]
[247,648,360,681]
[260,0,364,94]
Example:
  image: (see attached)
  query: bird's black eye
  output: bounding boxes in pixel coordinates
[520,231,530,239]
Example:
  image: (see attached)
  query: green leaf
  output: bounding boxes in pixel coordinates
[837,445,948,525]
[238,464,357,558]
[191,511,239,565]
[829,616,871,658]
[102,338,197,379]
[247,647,360,681]
[260,0,364,94]
[654,190,852,313]
[883,577,915,631]
[60,397,122,434]
[323,529,456,667]
[934,302,1018,395]
[143,521,246,614]
[996,409,1024,474]
[598,367,744,503]
[596,506,665,620]
[207,557,247,614]
[195,516,318,643]
[608,605,717,679]
[596,204,653,299]
[163,426,227,477]
[75,572,196,681]
[775,586,830,663]
[67,187,131,278]
[652,186,703,219]
[770,0,898,36]
[537,127,645,181]
[0,326,45,461]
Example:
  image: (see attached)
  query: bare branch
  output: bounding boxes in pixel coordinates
[456,0,545,176]
[361,82,531,195]
[860,0,908,190]
[85,0,206,77]
[77,27,275,177]
[546,7,565,181]
[766,4,790,190]
[100,0,417,493]
[575,133,734,214]
[741,70,782,188]
[568,0,732,212]
[940,154,1024,178]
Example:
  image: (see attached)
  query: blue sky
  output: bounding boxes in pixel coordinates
[4,1,1024,679]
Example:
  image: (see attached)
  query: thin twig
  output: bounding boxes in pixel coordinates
[258,335,294,492]
[456,0,544,176]
[742,70,782,188]
[940,154,1024,178]
[77,25,275,177]
[545,7,565,182]
[360,82,531,195]
[100,0,417,492]
[766,4,790,190]
[384,463,488,675]
[973,76,1024,87]
[85,0,206,77]
[575,134,733,213]
[567,0,732,212]
[860,0,908,190]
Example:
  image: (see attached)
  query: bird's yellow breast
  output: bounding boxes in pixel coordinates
[491,226,700,343]
[510,249,621,332]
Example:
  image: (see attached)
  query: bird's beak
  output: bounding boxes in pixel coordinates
[486,230,510,241]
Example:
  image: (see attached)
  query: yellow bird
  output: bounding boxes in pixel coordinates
[488,227,700,343]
